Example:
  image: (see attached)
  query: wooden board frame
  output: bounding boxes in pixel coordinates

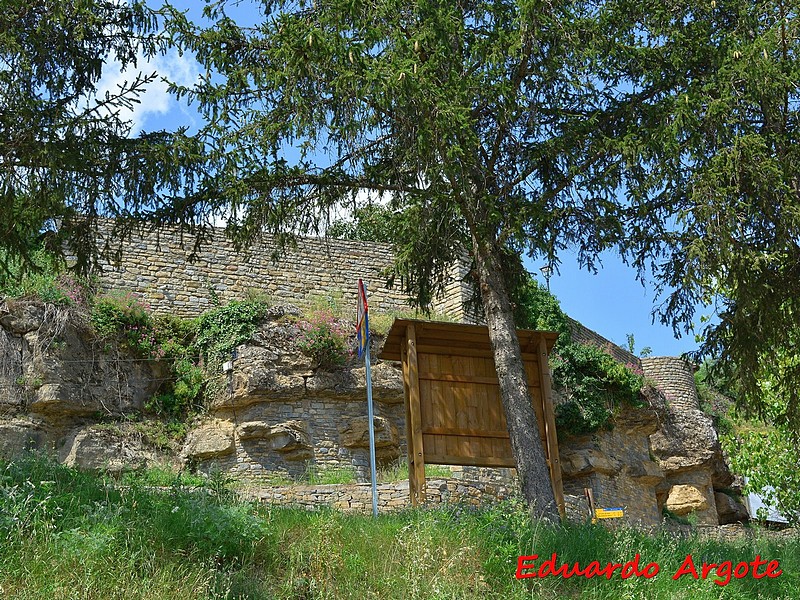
[380,319,565,518]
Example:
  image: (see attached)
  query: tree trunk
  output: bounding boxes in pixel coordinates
[471,231,560,523]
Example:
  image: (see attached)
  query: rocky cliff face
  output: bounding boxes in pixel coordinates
[0,299,747,527]
[181,304,406,481]
[0,299,170,470]
[642,357,748,525]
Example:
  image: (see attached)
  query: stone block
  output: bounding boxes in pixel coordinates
[182,421,235,460]
[665,484,709,516]
[715,491,749,524]
[339,416,399,449]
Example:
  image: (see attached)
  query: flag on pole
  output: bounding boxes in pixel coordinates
[356,279,369,358]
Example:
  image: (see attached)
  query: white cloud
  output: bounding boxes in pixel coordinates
[93,50,201,135]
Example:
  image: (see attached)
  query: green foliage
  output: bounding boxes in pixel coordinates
[328,204,398,244]
[378,459,452,483]
[296,311,350,369]
[511,276,571,343]
[91,292,154,355]
[129,418,190,452]
[194,299,270,364]
[89,295,270,418]
[5,455,799,598]
[514,274,645,435]
[0,247,93,307]
[304,464,357,485]
[626,333,652,358]
[119,465,206,489]
[0,0,212,276]
[720,365,800,525]
[552,344,645,435]
[612,0,800,432]
[698,354,799,525]
[726,425,800,525]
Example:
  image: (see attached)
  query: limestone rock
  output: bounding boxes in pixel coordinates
[266,421,313,460]
[237,420,273,440]
[216,319,311,408]
[0,300,44,334]
[614,404,660,436]
[560,449,617,478]
[182,421,235,460]
[643,359,734,490]
[0,420,43,459]
[665,484,709,516]
[715,492,749,524]
[626,460,664,485]
[339,416,399,449]
[29,383,100,417]
[1,301,161,421]
[237,419,313,461]
[59,425,154,473]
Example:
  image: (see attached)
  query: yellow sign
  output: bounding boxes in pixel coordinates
[594,507,625,519]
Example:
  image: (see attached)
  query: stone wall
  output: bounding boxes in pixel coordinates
[559,402,665,526]
[641,357,699,412]
[252,477,515,512]
[568,317,640,367]
[0,293,745,527]
[642,357,742,526]
[95,224,470,322]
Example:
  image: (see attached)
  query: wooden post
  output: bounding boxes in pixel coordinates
[401,339,416,504]
[405,324,426,505]
[537,334,565,520]
[585,487,596,522]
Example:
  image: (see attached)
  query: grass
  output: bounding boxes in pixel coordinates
[379,459,453,483]
[1,453,798,599]
[304,464,359,485]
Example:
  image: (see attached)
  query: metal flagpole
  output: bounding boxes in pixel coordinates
[365,324,378,518]
[357,279,378,517]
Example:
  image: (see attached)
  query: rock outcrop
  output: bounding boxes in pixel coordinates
[642,357,746,525]
[0,299,747,528]
[559,402,665,526]
[0,300,164,462]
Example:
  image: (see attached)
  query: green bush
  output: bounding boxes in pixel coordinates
[296,310,350,369]
[91,292,154,355]
[91,297,271,418]
[514,274,645,435]
[551,342,645,435]
[194,299,270,363]
[1,247,93,307]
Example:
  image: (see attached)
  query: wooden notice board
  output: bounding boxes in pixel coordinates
[379,319,565,518]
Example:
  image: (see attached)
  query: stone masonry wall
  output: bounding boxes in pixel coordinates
[641,357,699,412]
[253,478,515,512]
[568,317,641,367]
[642,357,738,526]
[95,224,471,322]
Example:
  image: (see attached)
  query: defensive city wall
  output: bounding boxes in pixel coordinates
[95,224,471,322]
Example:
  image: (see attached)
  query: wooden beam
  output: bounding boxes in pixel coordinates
[425,454,517,468]
[415,344,540,360]
[538,335,565,520]
[422,426,510,439]
[406,324,426,505]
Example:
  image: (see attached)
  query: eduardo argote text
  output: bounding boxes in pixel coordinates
[516,553,783,586]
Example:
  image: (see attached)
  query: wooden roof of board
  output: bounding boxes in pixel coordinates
[378,318,559,362]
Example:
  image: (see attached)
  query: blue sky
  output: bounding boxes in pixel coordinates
[107,1,706,359]
[524,253,703,358]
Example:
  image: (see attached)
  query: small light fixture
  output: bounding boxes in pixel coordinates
[540,265,553,291]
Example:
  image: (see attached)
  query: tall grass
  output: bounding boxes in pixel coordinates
[1,454,797,599]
